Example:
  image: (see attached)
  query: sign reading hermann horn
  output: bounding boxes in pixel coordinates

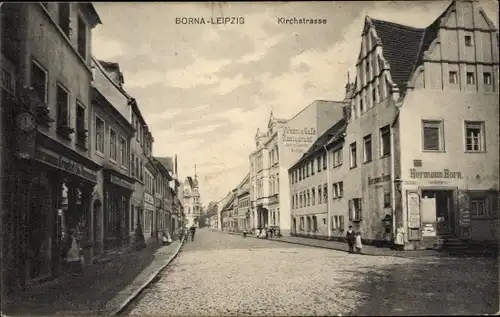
[410,169,463,179]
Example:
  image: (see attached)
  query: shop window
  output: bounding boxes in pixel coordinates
[76,103,87,148]
[109,129,117,161]
[95,116,105,154]
[449,71,458,84]
[471,198,488,217]
[465,121,485,152]
[363,134,372,163]
[31,60,47,103]
[77,15,87,60]
[422,120,444,151]
[349,142,357,168]
[380,125,391,156]
[483,72,492,85]
[58,3,71,38]
[312,216,318,232]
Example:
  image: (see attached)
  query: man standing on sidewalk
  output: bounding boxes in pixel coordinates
[189,224,196,241]
[346,226,356,253]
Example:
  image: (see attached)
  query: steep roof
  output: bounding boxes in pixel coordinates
[289,117,347,170]
[221,193,236,211]
[369,18,425,91]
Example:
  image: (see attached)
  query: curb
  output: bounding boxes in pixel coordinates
[110,236,186,316]
[217,230,447,259]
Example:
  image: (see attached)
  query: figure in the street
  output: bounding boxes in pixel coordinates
[65,228,83,274]
[189,224,196,241]
[162,231,172,245]
[395,222,405,251]
[355,232,363,254]
[134,224,146,250]
[346,225,355,253]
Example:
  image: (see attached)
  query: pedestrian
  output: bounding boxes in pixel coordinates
[395,222,405,251]
[355,232,363,254]
[65,228,83,274]
[189,224,196,241]
[346,225,356,253]
[269,227,274,239]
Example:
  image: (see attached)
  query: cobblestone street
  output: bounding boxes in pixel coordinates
[126,229,498,316]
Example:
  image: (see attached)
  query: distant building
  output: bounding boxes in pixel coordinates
[180,169,201,228]
[249,102,348,235]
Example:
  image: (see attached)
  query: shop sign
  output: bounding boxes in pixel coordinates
[368,174,391,185]
[409,169,462,179]
[269,195,279,205]
[110,174,134,190]
[144,193,154,205]
[35,148,97,182]
[282,126,316,151]
[407,192,421,229]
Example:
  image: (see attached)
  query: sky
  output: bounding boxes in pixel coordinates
[92,1,499,205]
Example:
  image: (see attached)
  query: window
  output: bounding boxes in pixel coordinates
[384,189,391,208]
[306,164,309,177]
[95,117,105,154]
[449,71,458,84]
[76,103,86,147]
[471,198,488,217]
[466,72,475,85]
[465,121,485,152]
[307,190,310,206]
[56,84,70,128]
[332,183,338,199]
[312,216,318,232]
[300,217,304,231]
[465,35,473,47]
[332,148,343,167]
[77,16,87,59]
[372,88,377,104]
[307,217,311,231]
[58,3,71,38]
[311,160,315,175]
[318,186,322,204]
[360,98,364,113]
[323,184,328,201]
[311,188,316,205]
[363,134,372,162]
[422,120,444,151]
[349,142,357,168]
[322,152,327,169]
[338,182,343,197]
[317,156,321,172]
[483,72,492,85]
[131,153,136,177]
[380,125,391,157]
[349,198,362,221]
[110,129,117,161]
[31,61,47,102]
[120,137,127,167]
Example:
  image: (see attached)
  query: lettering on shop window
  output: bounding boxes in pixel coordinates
[409,169,462,179]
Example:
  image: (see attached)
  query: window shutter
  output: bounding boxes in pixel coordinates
[357,198,363,221]
[348,200,354,220]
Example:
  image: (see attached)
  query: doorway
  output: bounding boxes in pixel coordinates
[93,200,102,255]
[421,190,455,235]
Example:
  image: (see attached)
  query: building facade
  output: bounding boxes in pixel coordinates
[249,102,347,236]
[91,58,135,252]
[180,174,201,228]
[287,0,499,249]
[1,2,101,288]
[236,174,251,231]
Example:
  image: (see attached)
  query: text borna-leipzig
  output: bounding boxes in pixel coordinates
[176,17,245,25]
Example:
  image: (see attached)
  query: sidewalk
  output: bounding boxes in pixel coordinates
[217,230,444,258]
[2,240,183,316]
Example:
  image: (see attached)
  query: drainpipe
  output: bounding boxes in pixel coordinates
[324,145,332,239]
[390,103,402,244]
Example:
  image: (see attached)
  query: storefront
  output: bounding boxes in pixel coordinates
[103,169,134,250]
[401,167,499,249]
[3,139,99,288]
[144,192,155,241]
